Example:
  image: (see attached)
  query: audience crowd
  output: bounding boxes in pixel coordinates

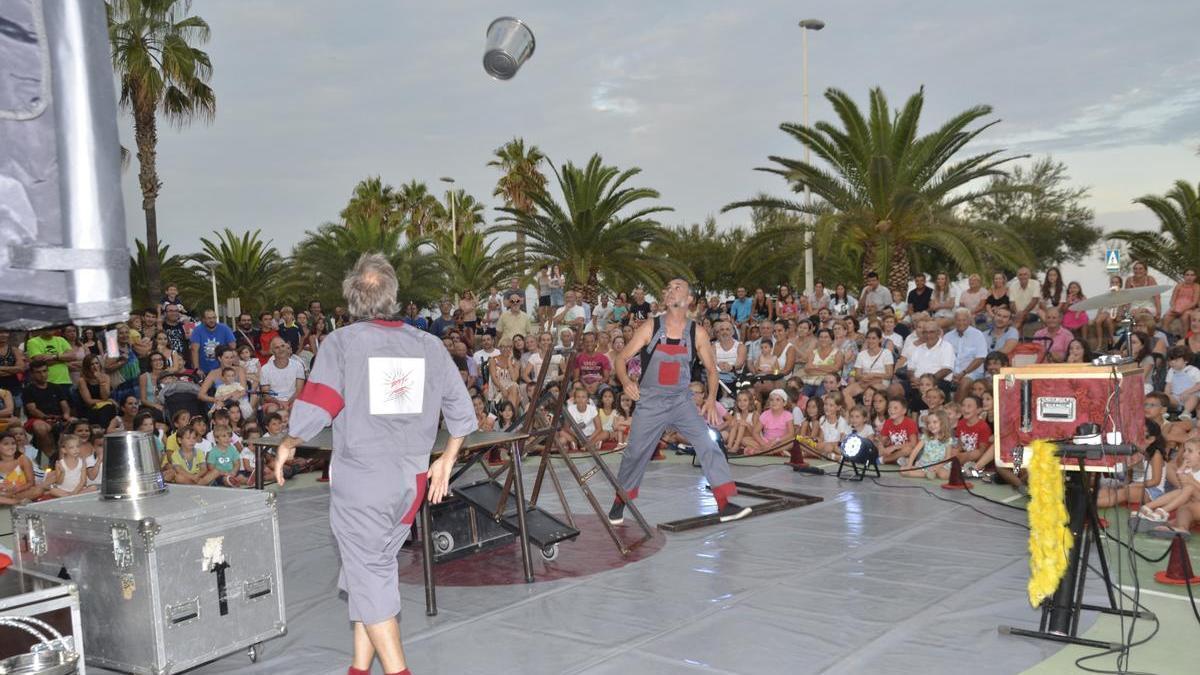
[0,262,1198,535]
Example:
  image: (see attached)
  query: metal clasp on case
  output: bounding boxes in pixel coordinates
[112,524,134,569]
[25,515,46,556]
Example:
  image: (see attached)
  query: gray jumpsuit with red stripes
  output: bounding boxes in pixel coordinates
[615,319,738,508]
[289,320,477,625]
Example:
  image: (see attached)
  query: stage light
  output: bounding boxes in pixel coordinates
[837,434,880,481]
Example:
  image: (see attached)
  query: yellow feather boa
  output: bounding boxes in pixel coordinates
[1026,440,1073,607]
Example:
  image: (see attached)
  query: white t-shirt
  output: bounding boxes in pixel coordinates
[526,351,565,381]
[239,446,256,471]
[472,348,500,367]
[1166,365,1200,399]
[567,401,599,436]
[820,415,850,443]
[591,304,613,331]
[260,357,306,400]
[557,305,586,326]
[853,348,894,382]
[205,430,243,448]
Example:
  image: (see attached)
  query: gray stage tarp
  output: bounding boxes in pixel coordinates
[91,461,1092,674]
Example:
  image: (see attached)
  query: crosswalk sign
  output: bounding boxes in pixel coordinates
[1104,248,1121,273]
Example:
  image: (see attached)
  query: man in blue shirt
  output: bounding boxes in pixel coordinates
[943,308,989,401]
[729,287,752,328]
[189,309,236,375]
[431,300,456,337]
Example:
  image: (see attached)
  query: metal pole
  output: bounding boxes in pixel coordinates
[451,192,458,256]
[801,27,814,295]
[210,272,219,320]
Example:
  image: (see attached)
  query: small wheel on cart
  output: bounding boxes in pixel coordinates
[433,531,455,555]
[540,543,559,562]
[248,642,262,663]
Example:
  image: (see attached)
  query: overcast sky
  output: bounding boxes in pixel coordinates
[119,0,1200,294]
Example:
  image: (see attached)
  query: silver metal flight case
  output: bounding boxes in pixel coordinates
[13,485,285,674]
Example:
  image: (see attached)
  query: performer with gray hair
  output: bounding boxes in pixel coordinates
[277,253,477,675]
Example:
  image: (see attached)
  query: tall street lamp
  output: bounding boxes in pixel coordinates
[799,18,824,295]
[440,176,457,255]
[202,259,220,320]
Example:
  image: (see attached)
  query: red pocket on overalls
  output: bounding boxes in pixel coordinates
[657,361,681,386]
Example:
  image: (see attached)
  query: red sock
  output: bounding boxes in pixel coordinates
[347,668,369,675]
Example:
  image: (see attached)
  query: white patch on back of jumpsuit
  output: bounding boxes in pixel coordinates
[368,357,425,415]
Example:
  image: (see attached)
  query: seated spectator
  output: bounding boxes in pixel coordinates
[1163,268,1199,337]
[954,395,991,465]
[858,272,891,317]
[573,332,611,395]
[559,385,597,451]
[259,337,306,415]
[958,274,988,324]
[984,272,1011,328]
[944,308,988,399]
[929,272,957,328]
[749,388,793,456]
[828,284,857,319]
[593,388,621,447]
[901,409,953,481]
[170,427,221,486]
[877,397,918,465]
[0,431,43,504]
[725,390,759,455]
[1097,418,1165,508]
[47,434,96,497]
[207,425,246,487]
[1064,339,1093,364]
[1008,267,1041,330]
[23,362,72,458]
[1061,282,1090,337]
[1165,345,1200,419]
[1135,438,1199,535]
[1032,307,1074,362]
[817,393,850,459]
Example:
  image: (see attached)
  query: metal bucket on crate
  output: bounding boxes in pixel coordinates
[483,17,535,80]
[101,431,166,500]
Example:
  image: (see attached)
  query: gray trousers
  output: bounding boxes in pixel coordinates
[616,394,736,505]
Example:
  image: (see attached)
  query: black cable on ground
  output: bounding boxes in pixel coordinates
[866,477,1030,529]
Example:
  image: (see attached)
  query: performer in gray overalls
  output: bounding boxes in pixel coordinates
[278,254,477,675]
[609,278,750,524]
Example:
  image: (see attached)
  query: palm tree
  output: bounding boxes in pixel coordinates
[433,230,517,297]
[187,229,293,315]
[436,189,486,252]
[340,176,400,229]
[1109,180,1200,280]
[489,138,548,269]
[108,0,216,306]
[129,240,198,307]
[492,154,680,303]
[724,87,1031,290]
[292,213,444,308]
[396,180,441,240]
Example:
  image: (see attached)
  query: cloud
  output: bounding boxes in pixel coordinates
[985,59,1200,151]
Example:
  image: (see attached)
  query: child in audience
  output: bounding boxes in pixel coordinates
[953,396,990,466]
[191,416,212,455]
[878,397,919,465]
[846,405,874,439]
[819,393,850,458]
[614,392,635,445]
[206,425,245,487]
[170,427,219,486]
[918,386,946,429]
[980,391,994,424]
[206,408,244,449]
[0,431,42,504]
[726,390,758,455]
[1136,438,1200,534]
[9,427,44,485]
[48,436,94,497]
[211,366,249,414]
[1143,392,1190,451]
[560,385,597,451]
[164,409,191,456]
[750,388,794,456]
[594,387,620,447]
[134,411,173,483]
[1099,419,1165,508]
[795,396,824,459]
[240,424,261,480]
[902,410,953,480]
[1164,345,1200,419]
[869,393,889,430]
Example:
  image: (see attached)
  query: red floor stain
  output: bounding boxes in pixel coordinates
[398,515,667,586]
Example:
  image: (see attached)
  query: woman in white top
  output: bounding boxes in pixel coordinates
[800,328,843,397]
[754,324,795,397]
[713,321,746,384]
[523,331,564,383]
[842,328,895,408]
[958,273,988,324]
[930,272,956,328]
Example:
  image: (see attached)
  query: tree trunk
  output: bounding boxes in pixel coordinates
[889,245,910,294]
[133,96,162,309]
[581,271,599,306]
